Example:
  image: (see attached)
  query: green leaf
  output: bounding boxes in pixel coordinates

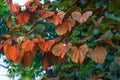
[88,26,94,37]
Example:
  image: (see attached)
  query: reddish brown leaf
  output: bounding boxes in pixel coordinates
[55,18,75,35]
[39,10,55,18]
[22,40,35,52]
[28,6,38,12]
[87,46,107,64]
[52,54,67,64]
[79,45,89,63]
[72,11,92,23]
[43,53,51,70]
[6,16,12,28]
[68,46,79,63]
[66,18,76,28]
[49,12,65,25]
[68,45,88,63]
[102,39,116,49]
[31,46,37,56]
[3,39,12,47]
[22,52,33,67]
[16,11,30,25]
[72,11,81,22]
[7,0,20,13]
[38,38,55,52]
[52,44,66,58]
[55,22,68,35]
[15,50,25,63]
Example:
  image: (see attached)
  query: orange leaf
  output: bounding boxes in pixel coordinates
[4,45,19,62]
[16,11,30,25]
[32,38,39,43]
[22,52,33,67]
[6,16,12,28]
[52,44,66,58]
[39,39,55,52]
[22,40,35,52]
[88,46,107,64]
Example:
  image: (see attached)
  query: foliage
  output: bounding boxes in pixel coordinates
[0,0,120,80]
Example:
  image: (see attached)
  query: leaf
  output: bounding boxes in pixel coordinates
[72,11,81,22]
[102,39,116,49]
[55,22,68,35]
[95,30,113,42]
[55,18,75,35]
[49,12,65,25]
[15,50,25,63]
[4,45,19,62]
[68,45,88,63]
[81,11,93,22]
[79,45,89,63]
[57,11,66,20]
[39,10,55,18]
[68,46,79,63]
[7,0,20,13]
[22,40,35,52]
[88,46,107,64]
[6,16,12,28]
[72,11,93,23]
[66,18,76,32]
[39,38,55,52]
[22,52,33,67]
[16,11,31,25]
[94,46,107,64]
[52,44,66,58]
[43,53,51,70]
[92,16,104,28]
[114,56,120,66]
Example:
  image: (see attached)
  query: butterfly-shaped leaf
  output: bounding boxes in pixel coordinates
[72,11,93,23]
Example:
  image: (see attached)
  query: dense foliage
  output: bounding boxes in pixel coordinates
[0,0,120,80]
